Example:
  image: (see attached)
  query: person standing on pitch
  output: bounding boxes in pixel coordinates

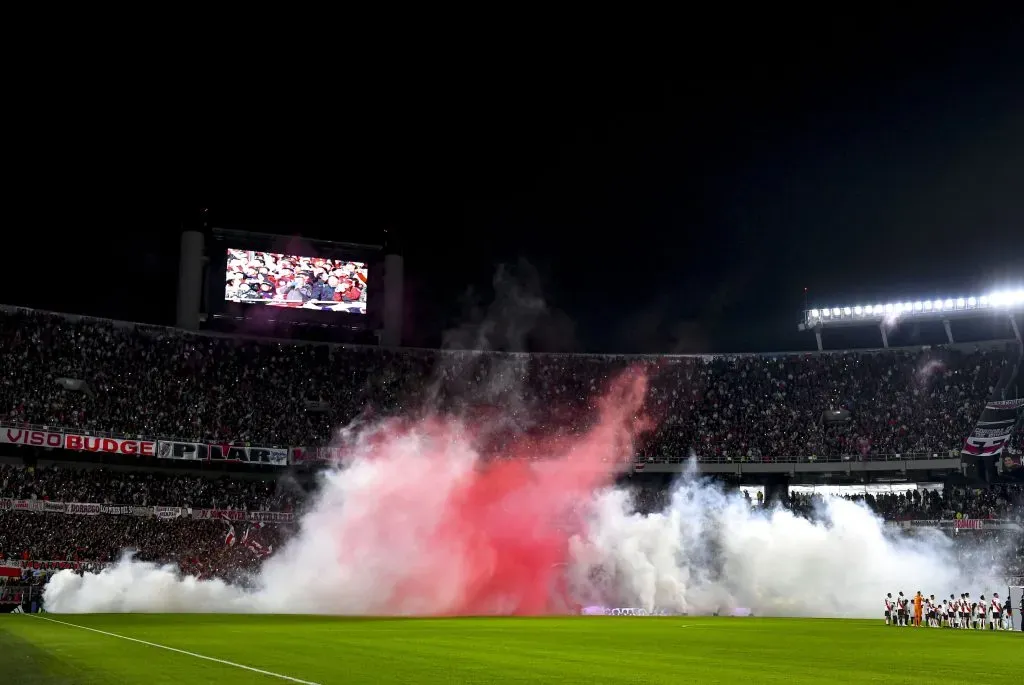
[913,591,923,628]
[990,593,1002,630]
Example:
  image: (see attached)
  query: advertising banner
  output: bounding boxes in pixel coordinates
[0,426,64,448]
[64,434,156,457]
[0,499,10,511]
[42,501,67,513]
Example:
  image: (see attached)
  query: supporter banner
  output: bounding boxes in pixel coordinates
[985,398,1024,410]
[962,401,1020,457]
[194,508,294,523]
[247,511,294,523]
[888,519,1021,531]
[955,519,984,530]
[156,441,288,466]
[154,506,183,519]
[157,440,204,461]
[4,500,292,523]
[206,444,289,466]
[0,426,64,448]
[195,509,246,521]
[64,434,156,457]
[290,446,343,464]
[20,560,109,572]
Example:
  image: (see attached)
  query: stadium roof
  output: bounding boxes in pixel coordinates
[799,287,1023,350]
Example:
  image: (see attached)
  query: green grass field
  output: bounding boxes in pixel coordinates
[0,614,1020,684]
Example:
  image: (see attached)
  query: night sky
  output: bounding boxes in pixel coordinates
[8,13,1023,353]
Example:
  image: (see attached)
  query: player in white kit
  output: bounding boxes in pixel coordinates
[990,593,1002,631]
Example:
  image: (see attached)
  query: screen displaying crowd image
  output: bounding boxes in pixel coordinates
[224,249,368,314]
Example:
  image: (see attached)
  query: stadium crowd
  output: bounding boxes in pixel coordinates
[0,306,1022,592]
[0,513,284,580]
[0,308,1016,461]
[847,486,1023,522]
[0,464,297,512]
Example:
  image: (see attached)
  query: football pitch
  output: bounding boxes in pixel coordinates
[1,614,1020,684]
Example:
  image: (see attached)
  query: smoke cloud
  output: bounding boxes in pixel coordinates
[43,366,1001,618]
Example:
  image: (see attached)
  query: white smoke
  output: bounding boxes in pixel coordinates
[568,473,985,618]
[43,431,1003,618]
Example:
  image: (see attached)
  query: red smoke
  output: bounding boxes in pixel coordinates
[328,367,650,615]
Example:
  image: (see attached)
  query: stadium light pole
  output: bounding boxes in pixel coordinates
[800,288,1024,350]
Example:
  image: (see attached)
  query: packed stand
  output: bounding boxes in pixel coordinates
[0,464,298,512]
[845,485,1024,522]
[1,478,1022,587]
[0,512,285,580]
[0,307,1017,461]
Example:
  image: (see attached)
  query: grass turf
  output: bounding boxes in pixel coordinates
[0,614,1021,684]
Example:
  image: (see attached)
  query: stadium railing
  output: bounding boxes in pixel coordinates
[640,451,957,464]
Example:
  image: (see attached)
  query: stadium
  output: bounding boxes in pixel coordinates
[4,20,1024,681]
[0,219,1022,682]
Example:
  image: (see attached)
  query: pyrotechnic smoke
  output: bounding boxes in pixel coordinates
[43,368,1000,618]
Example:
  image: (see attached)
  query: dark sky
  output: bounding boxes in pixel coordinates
[8,12,1024,353]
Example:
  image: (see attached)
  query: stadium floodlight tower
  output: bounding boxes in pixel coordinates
[798,288,1024,351]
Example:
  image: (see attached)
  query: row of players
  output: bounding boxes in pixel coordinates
[884,591,1015,630]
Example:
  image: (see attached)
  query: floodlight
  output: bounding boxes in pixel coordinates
[872,304,883,315]
[924,301,933,311]
[979,295,989,306]
[955,298,965,308]
[944,299,954,310]
[967,297,977,307]
[902,302,912,312]
[843,306,852,315]
[854,305,863,315]
[884,303,894,314]
[913,301,923,311]
[809,309,819,318]
[831,307,841,316]
[1015,289,1024,304]
[934,300,944,311]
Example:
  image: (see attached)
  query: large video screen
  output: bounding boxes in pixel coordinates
[224,249,368,314]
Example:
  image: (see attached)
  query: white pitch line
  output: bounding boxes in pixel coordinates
[28,614,321,685]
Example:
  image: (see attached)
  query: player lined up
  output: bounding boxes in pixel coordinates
[884,591,1014,630]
